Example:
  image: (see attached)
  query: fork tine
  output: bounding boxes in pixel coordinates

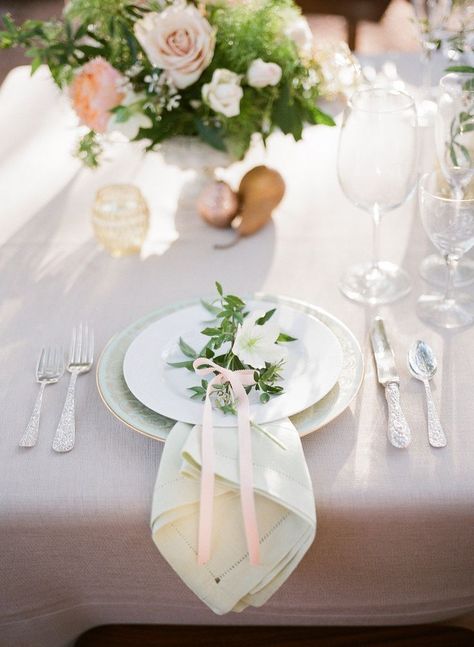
[81,323,89,364]
[87,327,94,364]
[69,327,77,363]
[75,322,83,364]
[45,346,52,371]
[51,346,59,372]
[58,347,65,373]
[37,347,46,376]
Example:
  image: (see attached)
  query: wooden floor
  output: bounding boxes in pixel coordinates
[76,624,474,647]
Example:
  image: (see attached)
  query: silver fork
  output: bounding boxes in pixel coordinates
[20,347,65,448]
[52,323,94,453]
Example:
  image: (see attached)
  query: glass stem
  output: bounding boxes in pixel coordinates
[444,254,459,302]
[372,204,381,273]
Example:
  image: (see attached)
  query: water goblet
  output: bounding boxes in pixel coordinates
[337,88,418,304]
[420,71,474,286]
[418,171,474,328]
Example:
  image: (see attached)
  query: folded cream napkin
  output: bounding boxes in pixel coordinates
[151,418,316,614]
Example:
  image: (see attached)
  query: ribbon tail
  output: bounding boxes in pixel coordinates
[235,382,260,566]
[197,385,215,565]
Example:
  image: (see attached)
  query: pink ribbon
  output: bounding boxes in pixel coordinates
[193,358,260,566]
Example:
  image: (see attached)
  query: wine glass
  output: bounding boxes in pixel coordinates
[418,171,474,328]
[337,88,418,304]
[411,0,453,122]
[420,72,474,286]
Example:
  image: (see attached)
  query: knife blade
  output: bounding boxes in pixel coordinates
[370,317,411,449]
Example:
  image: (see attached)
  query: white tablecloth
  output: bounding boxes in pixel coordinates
[1,55,473,647]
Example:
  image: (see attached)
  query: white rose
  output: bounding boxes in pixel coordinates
[284,17,313,57]
[134,5,215,89]
[247,58,282,88]
[202,69,243,118]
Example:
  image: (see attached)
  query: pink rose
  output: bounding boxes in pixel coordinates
[69,58,125,133]
[134,5,215,89]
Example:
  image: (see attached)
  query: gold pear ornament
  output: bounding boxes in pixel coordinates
[216,165,285,249]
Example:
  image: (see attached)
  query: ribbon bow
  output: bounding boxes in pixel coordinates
[193,358,260,566]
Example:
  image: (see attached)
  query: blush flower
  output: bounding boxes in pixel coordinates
[69,58,126,133]
[232,312,287,369]
[134,4,215,89]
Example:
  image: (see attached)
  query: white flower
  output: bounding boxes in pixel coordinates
[247,58,282,88]
[232,312,287,370]
[134,5,215,89]
[107,89,152,140]
[202,69,243,117]
[284,16,313,57]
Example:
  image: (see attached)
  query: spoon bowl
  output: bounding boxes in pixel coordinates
[408,340,437,381]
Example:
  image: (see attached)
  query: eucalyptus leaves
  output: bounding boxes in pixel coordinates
[169,283,296,415]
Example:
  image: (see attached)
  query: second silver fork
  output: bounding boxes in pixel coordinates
[52,323,94,453]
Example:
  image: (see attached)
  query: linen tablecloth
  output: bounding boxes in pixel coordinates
[1,54,473,647]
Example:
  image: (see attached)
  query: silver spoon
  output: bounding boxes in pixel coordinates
[408,340,447,448]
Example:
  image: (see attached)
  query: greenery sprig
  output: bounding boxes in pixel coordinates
[169,282,296,415]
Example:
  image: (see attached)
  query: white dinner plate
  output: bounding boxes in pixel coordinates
[123,300,344,426]
[96,295,364,441]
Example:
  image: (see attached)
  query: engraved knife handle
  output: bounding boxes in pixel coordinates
[52,372,78,453]
[423,380,447,448]
[385,382,411,449]
[19,382,46,448]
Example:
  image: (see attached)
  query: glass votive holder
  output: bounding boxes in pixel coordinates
[92,184,149,257]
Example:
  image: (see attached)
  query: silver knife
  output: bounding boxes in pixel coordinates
[370,317,411,449]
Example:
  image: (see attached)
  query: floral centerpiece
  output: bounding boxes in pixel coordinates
[0,0,334,167]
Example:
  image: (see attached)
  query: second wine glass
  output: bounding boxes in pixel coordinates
[337,88,418,304]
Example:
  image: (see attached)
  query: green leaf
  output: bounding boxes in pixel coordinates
[277,332,297,342]
[272,83,303,140]
[215,281,223,296]
[461,123,474,133]
[201,327,221,336]
[224,294,245,308]
[201,299,220,315]
[30,56,42,74]
[194,118,226,151]
[256,308,276,325]
[305,102,336,127]
[167,360,195,371]
[178,337,197,359]
[445,65,474,73]
[260,392,270,404]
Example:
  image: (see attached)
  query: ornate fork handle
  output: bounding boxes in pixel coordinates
[385,382,411,449]
[19,382,46,448]
[52,372,78,453]
[423,380,447,448]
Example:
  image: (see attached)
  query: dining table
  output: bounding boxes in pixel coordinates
[1,52,473,647]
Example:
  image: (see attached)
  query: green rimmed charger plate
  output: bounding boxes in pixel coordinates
[96,295,364,441]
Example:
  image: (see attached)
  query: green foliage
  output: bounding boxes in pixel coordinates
[0,0,334,162]
[74,130,102,167]
[170,283,296,415]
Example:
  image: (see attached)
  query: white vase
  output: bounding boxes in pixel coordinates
[159,137,233,211]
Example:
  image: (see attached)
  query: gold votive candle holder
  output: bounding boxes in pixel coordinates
[92,184,149,257]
